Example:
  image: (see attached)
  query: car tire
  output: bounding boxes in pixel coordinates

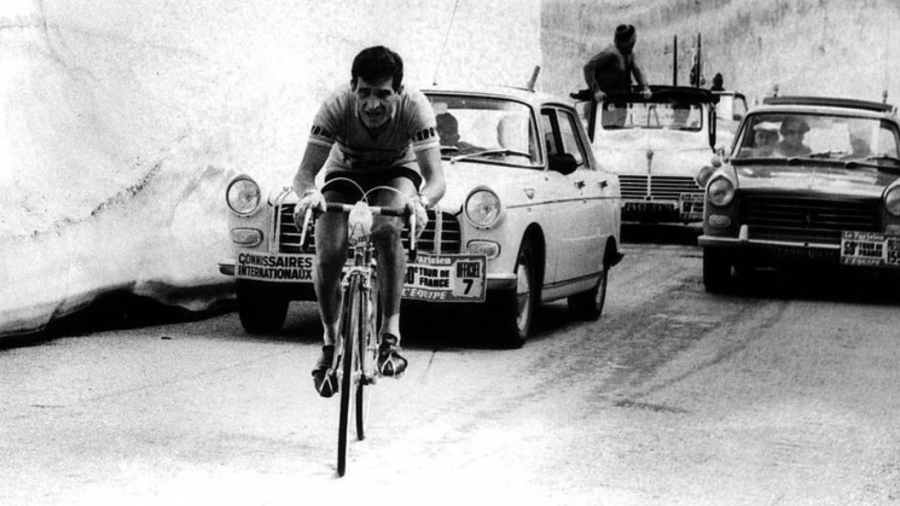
[489,240,537,349]
[702,249,732,293]
[236,280,289,334]
[568,268,608,321]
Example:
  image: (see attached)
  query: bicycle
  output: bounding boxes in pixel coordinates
[298,179,416,477]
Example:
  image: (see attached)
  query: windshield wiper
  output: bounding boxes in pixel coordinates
[844,154,900,172]
[450,148,532,164]
[808,150,850,159]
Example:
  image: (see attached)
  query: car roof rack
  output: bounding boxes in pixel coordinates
[604,85,719,104]
[763,96,894,113]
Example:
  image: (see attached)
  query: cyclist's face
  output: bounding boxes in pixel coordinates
[354,76,401,129]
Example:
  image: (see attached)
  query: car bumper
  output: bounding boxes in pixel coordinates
[219,257,518,292]
[698,234,841,263]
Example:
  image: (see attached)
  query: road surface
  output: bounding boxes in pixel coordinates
[3,226,899,505]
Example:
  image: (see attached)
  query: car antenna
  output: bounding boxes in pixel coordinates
[526,65,541,92]
[432,0,462,86]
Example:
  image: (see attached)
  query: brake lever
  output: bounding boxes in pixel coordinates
[298,208,313,253]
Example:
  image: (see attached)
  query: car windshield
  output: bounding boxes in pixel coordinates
[427,93,541,167]
[599,100,703,132]
[734,112,900,161]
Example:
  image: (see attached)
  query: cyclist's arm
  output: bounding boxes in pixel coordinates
[415,145,446,207]
[292,142,331,196]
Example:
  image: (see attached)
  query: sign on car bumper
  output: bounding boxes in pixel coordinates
[841,231,900,267]
[230,252,487,302]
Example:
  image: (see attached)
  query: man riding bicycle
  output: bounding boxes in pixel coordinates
[292,46,446,397]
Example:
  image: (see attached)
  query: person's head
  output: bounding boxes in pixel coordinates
[779,116,810,148]
[436,113,460,146]
[614,24,637,53]
[712,73,723,88]
[351,46,405,129]
[672,104,691,125]
[753,121,779,149]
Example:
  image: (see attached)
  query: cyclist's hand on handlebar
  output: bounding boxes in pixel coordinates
[406,195,429,239]
[293,189,326,227]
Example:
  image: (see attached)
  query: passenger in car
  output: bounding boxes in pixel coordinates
[776,117,812,157]
[671,104,697,129]
[436,112,479,153]
[753,121,780,156]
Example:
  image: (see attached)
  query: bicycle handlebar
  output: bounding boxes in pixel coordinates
[298,201,417,256]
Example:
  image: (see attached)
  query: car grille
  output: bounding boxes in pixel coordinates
[619,175,703,200]
[738,193,881,244]
[276,204,462,254]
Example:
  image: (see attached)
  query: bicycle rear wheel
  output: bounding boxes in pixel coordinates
[337,275,361,476]
[356,274,378,440]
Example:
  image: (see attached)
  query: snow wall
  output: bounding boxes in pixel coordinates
[0,0,541,336]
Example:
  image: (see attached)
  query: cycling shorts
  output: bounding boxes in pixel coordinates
[321,167,422,199]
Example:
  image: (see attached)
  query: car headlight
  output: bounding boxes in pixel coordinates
[464,189,503,229]
[707,176,735,207]
[226,177,261,215]
[886,185,900,216]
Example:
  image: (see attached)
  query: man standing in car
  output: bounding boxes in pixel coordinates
[583,24,652,102]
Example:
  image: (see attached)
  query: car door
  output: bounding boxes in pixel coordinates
[541,106,610,286]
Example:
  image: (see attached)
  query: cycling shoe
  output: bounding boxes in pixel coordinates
[377,334,408,377]
[312,345,338,398]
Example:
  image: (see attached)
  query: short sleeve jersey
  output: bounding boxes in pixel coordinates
[308,83,439,175]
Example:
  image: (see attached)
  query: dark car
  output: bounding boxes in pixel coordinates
[696,96,900,292]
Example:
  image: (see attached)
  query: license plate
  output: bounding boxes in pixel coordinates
[841,231,900,267]
[623,201,677,213]
[403,253,487,302]
[679,193,705,216]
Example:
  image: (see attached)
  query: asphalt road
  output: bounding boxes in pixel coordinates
[3,224,900,506]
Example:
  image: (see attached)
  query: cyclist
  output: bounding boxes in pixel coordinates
[292,46,446,397]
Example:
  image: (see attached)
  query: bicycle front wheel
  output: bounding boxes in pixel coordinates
[337,275,361,476]
[356,274,378,440]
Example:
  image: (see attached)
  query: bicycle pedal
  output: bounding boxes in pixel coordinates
[360,374,377,386]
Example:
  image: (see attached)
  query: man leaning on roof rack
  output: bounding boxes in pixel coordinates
[571,24,652,102]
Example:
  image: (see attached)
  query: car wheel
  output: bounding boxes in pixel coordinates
[236,280,289,333]
[568,268,608,321]
[490,240,537,349]
[702,249,732,293]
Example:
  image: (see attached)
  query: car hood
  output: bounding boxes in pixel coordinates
[593,130,712,176]
[733,162,900,197]
[438,160,547,212]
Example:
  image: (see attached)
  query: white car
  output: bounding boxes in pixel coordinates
[220,86,623,347]
[584,85,719,223]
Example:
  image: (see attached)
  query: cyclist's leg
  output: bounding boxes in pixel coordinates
[370,169,420,375]
[310,186,353,396]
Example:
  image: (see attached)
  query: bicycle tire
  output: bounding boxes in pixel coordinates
[337,275,361,476]
[356,273,378,440]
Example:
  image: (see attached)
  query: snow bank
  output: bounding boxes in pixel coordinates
[0,0,541,336]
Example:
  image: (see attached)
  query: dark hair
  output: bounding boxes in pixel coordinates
[351,46,404,91]
[614,24,636,42]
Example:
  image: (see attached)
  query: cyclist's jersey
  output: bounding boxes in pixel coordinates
[308,83,439,176]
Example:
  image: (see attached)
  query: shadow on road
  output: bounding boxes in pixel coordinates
[0,290,237,351]
[716,267,900,306]
[622,222,702,246]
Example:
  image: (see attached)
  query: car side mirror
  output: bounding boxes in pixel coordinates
[549,152,578,175]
